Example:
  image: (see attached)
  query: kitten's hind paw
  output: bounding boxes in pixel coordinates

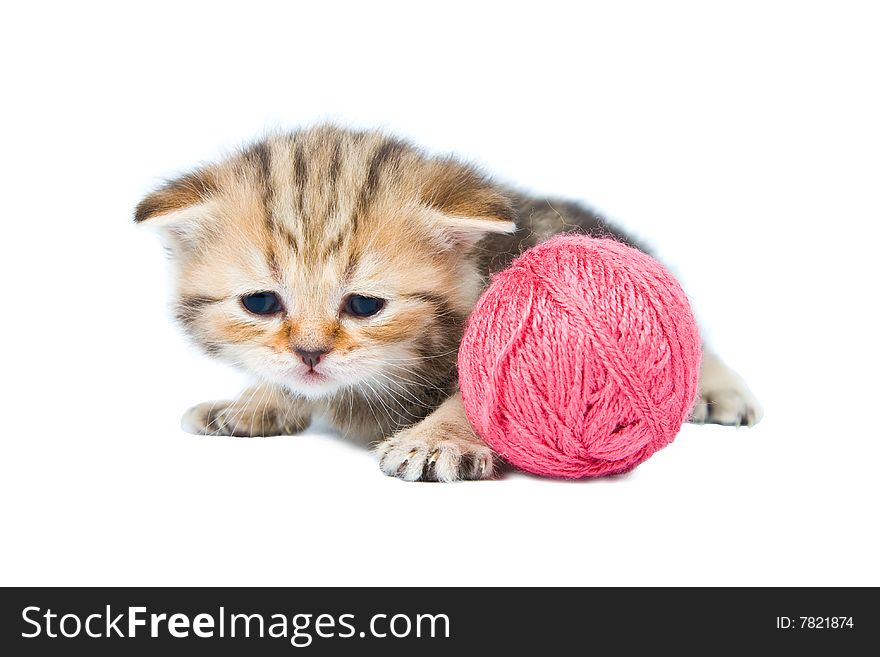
[690,389,763,427]
[690,354,763,427]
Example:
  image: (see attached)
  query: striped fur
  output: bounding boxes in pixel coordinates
[137,126,523,442]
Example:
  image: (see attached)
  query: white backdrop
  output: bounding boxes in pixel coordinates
[1,1,878,586]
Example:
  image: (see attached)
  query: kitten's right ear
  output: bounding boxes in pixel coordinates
[419,159,517,250]
[134,169,219,252]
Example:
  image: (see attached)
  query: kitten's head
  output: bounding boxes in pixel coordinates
[136,126,515,400]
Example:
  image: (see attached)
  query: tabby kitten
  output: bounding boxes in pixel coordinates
[136,125,762,482]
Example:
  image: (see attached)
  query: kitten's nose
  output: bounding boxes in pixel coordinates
[294,347,329,369]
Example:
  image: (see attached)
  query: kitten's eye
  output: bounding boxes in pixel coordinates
[241,292,283,315]
[344,295,385,317]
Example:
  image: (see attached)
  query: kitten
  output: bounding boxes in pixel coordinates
[136,125,762,482]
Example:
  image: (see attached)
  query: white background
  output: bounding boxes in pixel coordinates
[1,1,878,586]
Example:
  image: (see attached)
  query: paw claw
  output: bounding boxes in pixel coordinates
[375,431,495,483]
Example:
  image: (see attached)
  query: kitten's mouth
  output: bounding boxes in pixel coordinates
[300,369,329,383]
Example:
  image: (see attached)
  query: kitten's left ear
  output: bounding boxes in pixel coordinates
[420,160,517,249]
[134,168,219,252]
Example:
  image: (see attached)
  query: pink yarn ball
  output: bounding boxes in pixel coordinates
[458,235,701,478]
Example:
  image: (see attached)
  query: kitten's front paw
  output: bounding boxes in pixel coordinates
[181,400,308,437]
[376,423,496,483]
